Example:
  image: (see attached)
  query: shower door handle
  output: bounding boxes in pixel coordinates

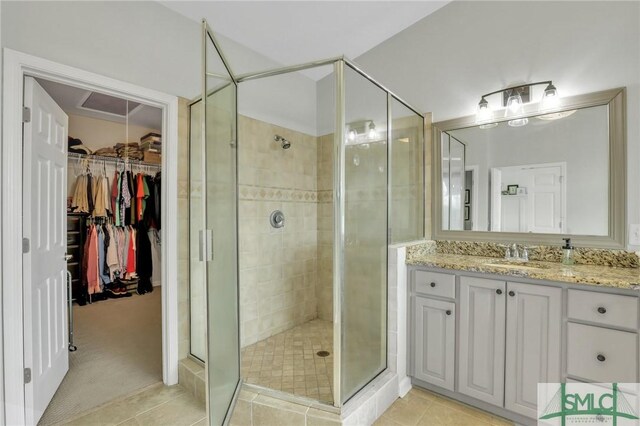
[199,229,214,262]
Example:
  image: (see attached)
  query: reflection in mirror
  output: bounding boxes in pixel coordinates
[441,104,609,236]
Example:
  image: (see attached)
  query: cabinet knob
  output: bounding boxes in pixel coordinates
[508,291,515,297]
[496,289,503,295]
[597,306,607,314]
[446,310,452,316]
[430,282,436,288]
[597,354,606,362]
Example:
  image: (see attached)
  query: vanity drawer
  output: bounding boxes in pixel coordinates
[568,289,638,330]
[567,322,638,383]
[414,270,455,299]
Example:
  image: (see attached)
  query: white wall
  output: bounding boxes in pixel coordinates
[68,114,160,153]
[345,1,640,249]
[1,1,319,135]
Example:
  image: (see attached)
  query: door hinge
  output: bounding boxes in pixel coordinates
[22,238,30,254]
[24,368,31,384]
[22,107,31,123]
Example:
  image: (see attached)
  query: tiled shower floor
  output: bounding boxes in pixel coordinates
[241,319,334,404]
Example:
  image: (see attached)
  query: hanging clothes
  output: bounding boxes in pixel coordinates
[136,223,153,294]
[154,172,161,229]
[149,228,162,287]
[86,225,100,295]
[72,174,90,213]
[112,171,120,225]
[121,171,131,226]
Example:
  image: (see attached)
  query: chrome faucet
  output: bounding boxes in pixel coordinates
[504,244,529,262]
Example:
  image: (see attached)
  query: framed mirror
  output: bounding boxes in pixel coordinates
[433,87,626,249]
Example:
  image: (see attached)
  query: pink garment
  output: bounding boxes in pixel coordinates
[86,227,101,295]
[126,227,136,276]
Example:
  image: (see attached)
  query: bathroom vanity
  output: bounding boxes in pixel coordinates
[406,252,640,425]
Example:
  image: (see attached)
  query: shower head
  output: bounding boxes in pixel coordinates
[274,135,291,149]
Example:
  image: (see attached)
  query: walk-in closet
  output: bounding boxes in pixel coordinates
[33,78,165,425]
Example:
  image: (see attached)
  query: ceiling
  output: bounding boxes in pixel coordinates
[162,1,448,80]
[37,78,163,130]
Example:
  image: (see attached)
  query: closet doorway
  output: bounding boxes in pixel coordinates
[1,50,179,426]
[36,76,165,424]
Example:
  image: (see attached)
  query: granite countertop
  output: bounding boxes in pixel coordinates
[406,252,640,291]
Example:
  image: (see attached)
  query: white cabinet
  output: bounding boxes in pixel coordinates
[504,282,562,418]
[458,276,506,406]
[567,322,638,383]
[413,296,455,391]
[409,265,639,423]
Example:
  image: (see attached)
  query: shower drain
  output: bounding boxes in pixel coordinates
[316,351,330,357]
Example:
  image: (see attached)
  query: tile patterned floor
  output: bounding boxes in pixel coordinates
[375,387,514,426]
[57,383,205,426]
[240,319,334,404]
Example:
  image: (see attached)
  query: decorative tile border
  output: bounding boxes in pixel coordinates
[239,185,317,203]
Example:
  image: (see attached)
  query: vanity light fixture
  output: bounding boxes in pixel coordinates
[475,80,560,128]
[540,82,560,110]
[368,122,379,139]
[346,120,382,145]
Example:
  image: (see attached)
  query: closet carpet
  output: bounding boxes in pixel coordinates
[39,289,162,425]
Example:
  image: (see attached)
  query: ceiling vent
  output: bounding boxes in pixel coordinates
[79,92,141,117]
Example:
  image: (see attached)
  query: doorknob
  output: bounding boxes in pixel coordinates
[496,289,503,295]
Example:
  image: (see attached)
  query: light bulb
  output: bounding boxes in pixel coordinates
[508,117,529,127]
[368,122,378,140]
[540,83,559,111]
[476,97,492,123]
[506,93,523,114]
[348,130,357,142]
[479,122,498,130]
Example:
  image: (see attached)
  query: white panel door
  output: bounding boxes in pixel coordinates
[413,296,455,391]
[23,76,69,425]
[528,166,564,233]
[505,282,562,418]
[458,276,506,407]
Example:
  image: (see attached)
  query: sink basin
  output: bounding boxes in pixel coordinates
[483,260,551,270]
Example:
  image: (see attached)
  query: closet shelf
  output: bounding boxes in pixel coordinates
[68,152,162,169]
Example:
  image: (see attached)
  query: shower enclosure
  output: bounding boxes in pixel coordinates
[190,21,425,424]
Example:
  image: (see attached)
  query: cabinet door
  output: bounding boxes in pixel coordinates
[414,297,455,390]
[458,276,506,406]
[505,282,562,418]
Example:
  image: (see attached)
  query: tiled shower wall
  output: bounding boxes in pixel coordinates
[238,116,321,347]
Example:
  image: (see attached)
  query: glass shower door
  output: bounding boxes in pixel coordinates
[201,22,240,425]
[337,62,389,404]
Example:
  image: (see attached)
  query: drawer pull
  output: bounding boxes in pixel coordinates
[430,282,436,288]
[508,291,515,297]
[597,354,606,362]
[446,310,452,316]
[496,289,503,295]
[597,306,607,314]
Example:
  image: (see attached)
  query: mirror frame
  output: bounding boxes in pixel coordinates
[432,87,626,249]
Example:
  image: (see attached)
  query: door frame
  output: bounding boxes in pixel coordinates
[1,48,180,425]
[465,165,479,230]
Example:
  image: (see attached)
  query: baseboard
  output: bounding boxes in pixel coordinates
[398,377,412,397]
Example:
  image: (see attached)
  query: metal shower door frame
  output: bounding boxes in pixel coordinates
[201,19,243,426]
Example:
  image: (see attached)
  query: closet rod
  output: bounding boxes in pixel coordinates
[68,152,162,169]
